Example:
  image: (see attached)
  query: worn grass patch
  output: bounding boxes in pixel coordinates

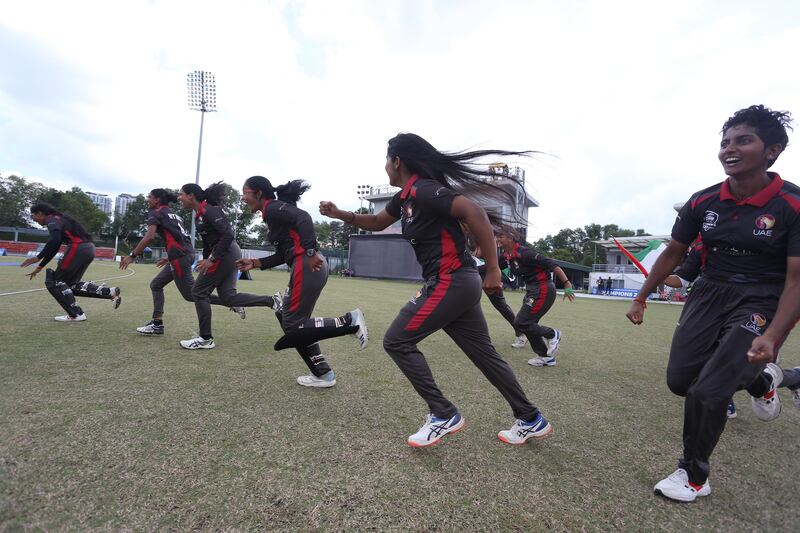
[1,260,798,530]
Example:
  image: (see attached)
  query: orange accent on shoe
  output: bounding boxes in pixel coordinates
[763,389,776,400]
[687,480,704,491]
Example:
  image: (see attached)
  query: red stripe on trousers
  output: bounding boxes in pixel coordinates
[61,231,84,269]
[289,230,304,312]
[529,272,548,314]
[405,229,459,331]
[172,258,183,279]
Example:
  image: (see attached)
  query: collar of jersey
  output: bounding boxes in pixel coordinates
[719,172,783,207]
[195,200,207,219]
[261,199,274,222]
[505,242,522,259]
[400,174,420,200]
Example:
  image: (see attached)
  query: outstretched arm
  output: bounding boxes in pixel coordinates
[319,201,398,231]
[120,225,157,270]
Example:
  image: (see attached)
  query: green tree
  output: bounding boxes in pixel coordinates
[223,186,256,245]
[0,174,46,227]
[112,194,149,251]
[36,187,109,234]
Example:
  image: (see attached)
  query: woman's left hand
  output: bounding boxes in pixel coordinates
[20,257,39,268]
[747,335,777,364]
[482,266,503,294]
[562,283,576,302]
[195,259,214,274]
[310,252,324,272]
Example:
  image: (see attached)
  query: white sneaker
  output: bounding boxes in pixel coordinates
[297,373,337,388]
[54,314,87,322]
[179,336,215,350]
[751,363,783,421]
[511,335,528,348]
[497,413,553,445]
[528,356,557,367]
[136,320,164,335]
[545,329,562,356]
[112,287,122,309]
[654,468,711,502]
[230,306,246,319]
[407,413,464,448]
[272,292,284,313]
[350,308,368,349]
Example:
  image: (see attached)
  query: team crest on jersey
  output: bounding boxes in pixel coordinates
[702,210,719,231]
[403,202,415,224]
[753,214,775,237]
[741,313,767,335]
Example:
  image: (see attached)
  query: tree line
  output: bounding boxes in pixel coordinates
[0,174,363,252]
[531,224,650,266]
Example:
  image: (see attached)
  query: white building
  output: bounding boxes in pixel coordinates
[86,191,113,217]
[115,193,136,218]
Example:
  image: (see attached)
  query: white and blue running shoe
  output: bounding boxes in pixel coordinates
[407,413,465,448]
[497,412,553,445]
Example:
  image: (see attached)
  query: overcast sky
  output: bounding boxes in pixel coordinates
[2,0,799,238]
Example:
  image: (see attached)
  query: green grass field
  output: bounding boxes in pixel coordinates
[1,257,798,531]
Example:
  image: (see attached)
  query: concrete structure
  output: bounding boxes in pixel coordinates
[115,193,137,218]
[86,191,113,217]
[362,164,538,240]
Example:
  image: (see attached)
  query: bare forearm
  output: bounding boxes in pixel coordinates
[552,267,570,285]
[765,281,800,341]
[463,206,497,271]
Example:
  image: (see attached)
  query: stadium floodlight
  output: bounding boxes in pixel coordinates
[356,184,371,212]
[187,70,217,248]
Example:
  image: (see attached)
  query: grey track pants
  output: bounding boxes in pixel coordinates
[667,277,781,485]
[45,243,116,317]
[150,254,195,318]
[382,267,539,421]
[273,255,333,377]
[513,283,557,357]
[191,243,275,338]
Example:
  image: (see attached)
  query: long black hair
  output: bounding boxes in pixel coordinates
[150,188,178,206]
[30,201,90,237]
[181,181,227,206]
[722,105,793,168]
[387,133,533,228]
[244,176,311,206]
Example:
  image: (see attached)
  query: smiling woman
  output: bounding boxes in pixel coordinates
[625,105,800,503]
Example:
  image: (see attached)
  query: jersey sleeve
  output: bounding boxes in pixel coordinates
[414,182,459,217]
[671,199,702,245]
[786,209,800,257]
[258,252,287,270]
[146,209,161,227]
[37,218,64,266]
[385,191,402,218]
[207,206,234,260]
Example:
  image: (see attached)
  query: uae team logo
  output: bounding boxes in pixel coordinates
[754,214,776,236]
[702,210,719,231]
[741,313,768,335]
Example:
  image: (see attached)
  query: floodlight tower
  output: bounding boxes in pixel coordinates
[187,70,217,248]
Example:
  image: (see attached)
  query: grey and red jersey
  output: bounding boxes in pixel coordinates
[147,206,194,260]
[673,240,704,284]
[37,214,91,267]
[503,243,558,295]
[259,199,319,269]
[194,201,234,261]
[385,175,473,280]
[672,172,800,284]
